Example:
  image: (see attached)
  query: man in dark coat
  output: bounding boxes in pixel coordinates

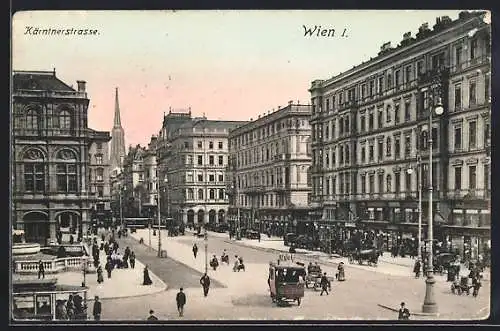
[92,296,102,321]
[176,288,186,317]
[320,272,329,296]
[413,259,421,278]
[38,260,45,279]
[200,273,211,297]
[398,302,411,320]
[192,244,198,258]
[105,259,113,279]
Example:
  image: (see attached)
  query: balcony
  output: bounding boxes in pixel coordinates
[447,188,490,200]
[241,185,265,194]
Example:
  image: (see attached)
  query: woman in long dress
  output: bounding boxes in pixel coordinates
[97,265,104,284]
[143,266,153,285]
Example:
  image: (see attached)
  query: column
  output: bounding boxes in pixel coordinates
[81,210,89,238]
[182,209,187,224]
[49,209,57,241]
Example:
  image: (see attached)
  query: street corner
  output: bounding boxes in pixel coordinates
[87,259,167,301]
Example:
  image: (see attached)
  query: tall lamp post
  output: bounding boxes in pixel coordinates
[119,185,126,229]
[231,183,241,240]
[407,153,422,263]
[421,75,444,314]
[157,174,168,258]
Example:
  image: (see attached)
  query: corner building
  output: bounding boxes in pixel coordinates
[309,11,490,259]
[227,102,312,234]
[12,70,110,244]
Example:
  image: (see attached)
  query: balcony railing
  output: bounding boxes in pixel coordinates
[447,188,490,200]
[14,256,95,275]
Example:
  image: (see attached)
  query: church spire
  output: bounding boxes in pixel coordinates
[110,87,126,170]
[113,87,122,128]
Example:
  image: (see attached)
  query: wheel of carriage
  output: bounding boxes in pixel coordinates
[305,282,309,289]
[457,287,462,295]
[297,297,301,306]
[451,285,455,294]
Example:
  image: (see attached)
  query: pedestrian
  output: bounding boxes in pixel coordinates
[192,243,198,258]
[143,265,153,285]
[130,251,136,269]
[105,260,113,279]
[200,273,211,297]
[413,259,421,278]
[320,272,329,296]
[92,296,102,321]
[258,232,261,243]
[97,265,104,284]
[176,287,186,317]
[398,302,411,320]
[147,309,159,321]
[38,260,45,279]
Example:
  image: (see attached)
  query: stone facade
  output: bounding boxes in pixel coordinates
[12,70,110,244]
[308,11,490,258]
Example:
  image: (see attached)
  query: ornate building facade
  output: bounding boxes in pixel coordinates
[157,110,245,225]
[309,11,490,258]
[12,70,110,244]
[227,102,312,233]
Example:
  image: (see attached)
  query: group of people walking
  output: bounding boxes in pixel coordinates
[94,231,137,285]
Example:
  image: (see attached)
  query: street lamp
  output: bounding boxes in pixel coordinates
[407,154,422,263]
[157,175,168,258]
[421,76,444,314]
[81,256,87,287]
[204,224,208,274]
[119,185,126,229]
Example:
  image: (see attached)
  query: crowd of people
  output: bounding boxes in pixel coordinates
[55,293,87,320]
[91,229,138,285]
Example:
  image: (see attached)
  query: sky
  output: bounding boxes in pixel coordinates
[13,10,465,147]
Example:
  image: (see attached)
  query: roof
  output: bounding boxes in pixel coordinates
[13,70,75,92]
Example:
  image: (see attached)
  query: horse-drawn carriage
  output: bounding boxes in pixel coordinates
[303,263,334,290]
[348,248,379,266]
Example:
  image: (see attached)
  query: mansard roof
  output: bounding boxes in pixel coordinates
[13,70,75,91]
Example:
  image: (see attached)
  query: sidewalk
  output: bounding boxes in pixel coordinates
[14,234,167,301]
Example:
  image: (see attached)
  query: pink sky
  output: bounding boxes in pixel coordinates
[13,10,463,146]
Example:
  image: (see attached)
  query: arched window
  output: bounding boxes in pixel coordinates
[187,188,194,200]
[209,188,215,199]
[198,189,204,200]
[218,189,225,199]
[386,137,392,156]
[386,105,392,122]
[386,174,392,193]
[26,109,39,130]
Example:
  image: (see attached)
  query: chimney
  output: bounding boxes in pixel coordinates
[419,23,430,32]
[76,80,86,92]
[441,16,452,25]
[378,42,392,55]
